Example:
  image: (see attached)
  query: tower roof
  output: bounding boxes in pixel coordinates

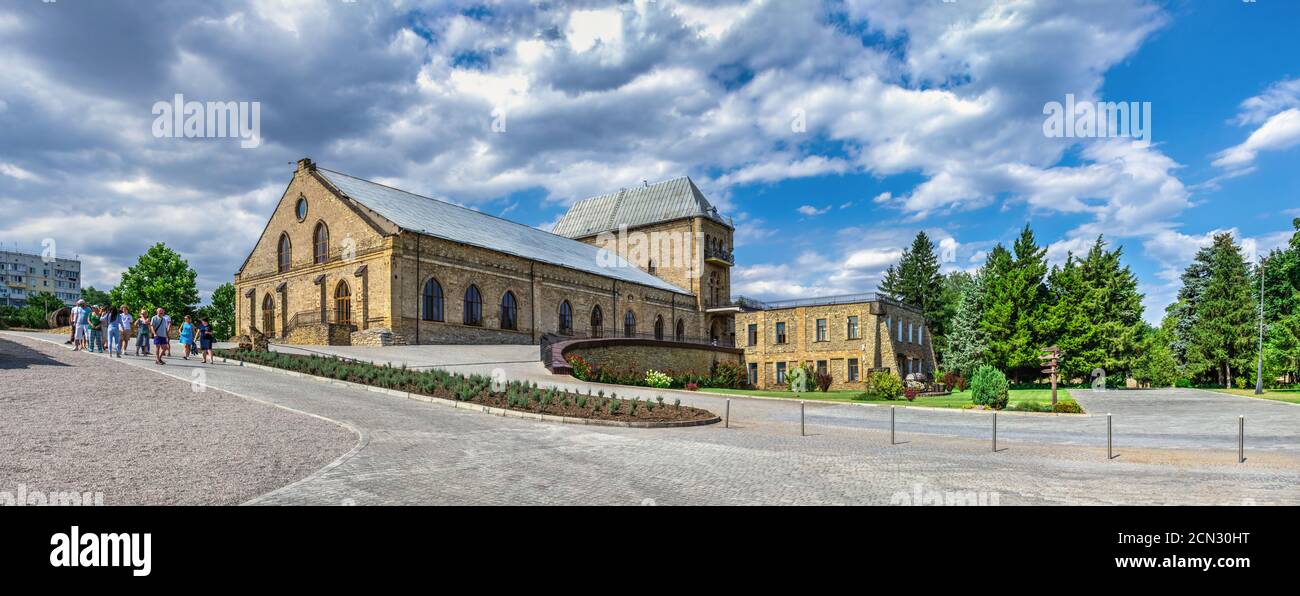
[551,176,731,238]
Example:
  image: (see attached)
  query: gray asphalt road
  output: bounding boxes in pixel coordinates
[7,331,1296,505]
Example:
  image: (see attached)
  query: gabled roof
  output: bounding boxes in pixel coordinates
[314,167,688,294]
[550,175,731,239]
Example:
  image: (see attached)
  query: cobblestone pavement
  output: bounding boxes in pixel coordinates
[8,332,1299,505]
[0,334,356,505]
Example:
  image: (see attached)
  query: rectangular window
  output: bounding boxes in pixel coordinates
[815,318,827,342]
[919,325,924,345]
[748,323,758,346]
[775,322,787,344]
[848,358,859,381]
[748,363,758,386]
[776,362,787,383]
[816,360,827,375]
[909,322,914,343]
[847,316,859,339]
[897,320,903,342]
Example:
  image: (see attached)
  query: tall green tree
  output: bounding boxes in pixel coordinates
[1258,218,1300,385]
[942,270,987,379]
[1042,236,1144,380]
[1185,233,1256,387]
[195,282,236,341]
[880,231,947,341]
[1132,322,1179,388]
[980,225,1049,381]
[80,286,112,307]
[109,243,200,317]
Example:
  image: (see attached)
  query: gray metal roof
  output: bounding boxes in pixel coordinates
[550,175,731,238]
[316,168,689,294]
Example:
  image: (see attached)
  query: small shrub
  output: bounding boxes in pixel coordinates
[644,370,673,389]
[941,371,967,392]
[863,371,904,401]
[685,382,699,391]
[709,361,745,389]
[903,387,918,401]
[1052,401,1083,414]
[815,371,833,392]
[970,365,1009,410]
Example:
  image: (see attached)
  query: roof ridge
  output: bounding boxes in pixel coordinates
[317,166,573,240]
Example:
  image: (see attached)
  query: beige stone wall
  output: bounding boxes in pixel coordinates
[735,301,936,390]
[235,160,718,346]
[234,162,395,342]
[389,232,706,345]
[565,342,741,377]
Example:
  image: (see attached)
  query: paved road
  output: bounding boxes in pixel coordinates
[0,334,356,505]
[268,341,1300,452]
[8,331,1298,505]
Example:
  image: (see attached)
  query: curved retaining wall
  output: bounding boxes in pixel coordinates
[546,336,743,376]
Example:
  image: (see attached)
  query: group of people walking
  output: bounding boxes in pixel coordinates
[67,299,215,365]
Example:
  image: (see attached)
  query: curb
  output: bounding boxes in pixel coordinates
[226,356,721,429]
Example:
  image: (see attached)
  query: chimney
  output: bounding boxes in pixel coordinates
[296,157,316,172]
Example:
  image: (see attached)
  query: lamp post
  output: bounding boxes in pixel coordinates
[1256,256,1265,396]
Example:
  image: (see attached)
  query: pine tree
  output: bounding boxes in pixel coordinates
[980,225,1049,381]
[879,231,947,338]
[1041,236,1143,381]
[1185,233,1256,387]
[943,270,987,379]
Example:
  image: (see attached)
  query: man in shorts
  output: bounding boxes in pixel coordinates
[150,307,171,365]
[71,299,89,351]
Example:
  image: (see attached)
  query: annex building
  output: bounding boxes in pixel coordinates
[731,294,937,390]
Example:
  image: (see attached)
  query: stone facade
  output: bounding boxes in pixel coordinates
[735,297,936,391]
[568,213,735,344]
[234,159,710,345]
[564,340,742,378]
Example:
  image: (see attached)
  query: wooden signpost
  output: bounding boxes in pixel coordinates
[1039,345,1063,407]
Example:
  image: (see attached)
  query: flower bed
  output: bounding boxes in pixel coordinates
[218,349,717,424]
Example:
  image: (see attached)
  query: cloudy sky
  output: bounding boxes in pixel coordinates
[2,0,1298,323]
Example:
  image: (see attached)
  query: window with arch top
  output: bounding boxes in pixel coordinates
[422,278,443,322]
[277,233,292,273]
[500,291,518,330]
[313,221,329,264]
[654,315,664,340]
[623,310,636,337]
[463,284,482,326]
[558,300,573,334]
[589,305,603,337]
[334,280,352,325]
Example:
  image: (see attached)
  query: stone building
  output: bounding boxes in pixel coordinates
[234,159,728,346]
[551,175,736,345]
[733,293,936,390]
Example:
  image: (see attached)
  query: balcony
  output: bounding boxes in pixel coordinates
[704,246,733,266]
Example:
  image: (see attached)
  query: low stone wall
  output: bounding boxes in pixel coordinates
[549,337,743,376]
[283,323,355,345]
[351,327,407,347]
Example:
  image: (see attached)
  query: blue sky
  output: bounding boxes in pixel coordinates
[1,0,1298,323]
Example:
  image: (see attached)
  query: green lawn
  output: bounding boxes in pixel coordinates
[1200,387,1300,405]
[699,387,1077,410]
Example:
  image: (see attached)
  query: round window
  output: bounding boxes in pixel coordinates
[295,197,308,221]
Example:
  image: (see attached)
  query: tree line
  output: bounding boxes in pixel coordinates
[880,219,1300,388]
[0,243,236,340]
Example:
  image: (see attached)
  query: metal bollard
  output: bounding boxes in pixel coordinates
[890,406,896,445]
[1238,415,1245,463]
[1107,413,1113,460]
[725,398,730,429]
[800,401,806,436]
[992,411,998,452]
